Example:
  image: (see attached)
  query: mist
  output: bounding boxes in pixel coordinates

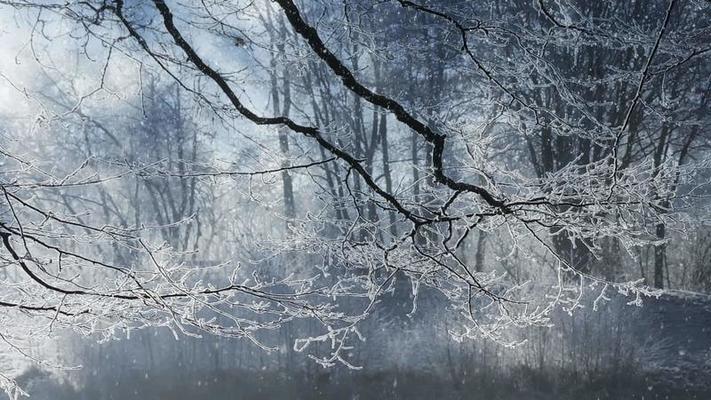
[0,0,709,399]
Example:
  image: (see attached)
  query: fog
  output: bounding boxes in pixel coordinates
[0,0,709,398]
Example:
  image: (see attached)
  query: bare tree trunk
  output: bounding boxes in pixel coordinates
[379,110,397,237]
[654,219,667,289]
[474,231,487,272]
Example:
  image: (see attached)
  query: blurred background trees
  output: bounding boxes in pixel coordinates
[0,0,709,397]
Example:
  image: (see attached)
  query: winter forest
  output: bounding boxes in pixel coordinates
[0,0,709,398]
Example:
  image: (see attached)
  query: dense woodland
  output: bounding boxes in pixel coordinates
[0,0,709,398]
